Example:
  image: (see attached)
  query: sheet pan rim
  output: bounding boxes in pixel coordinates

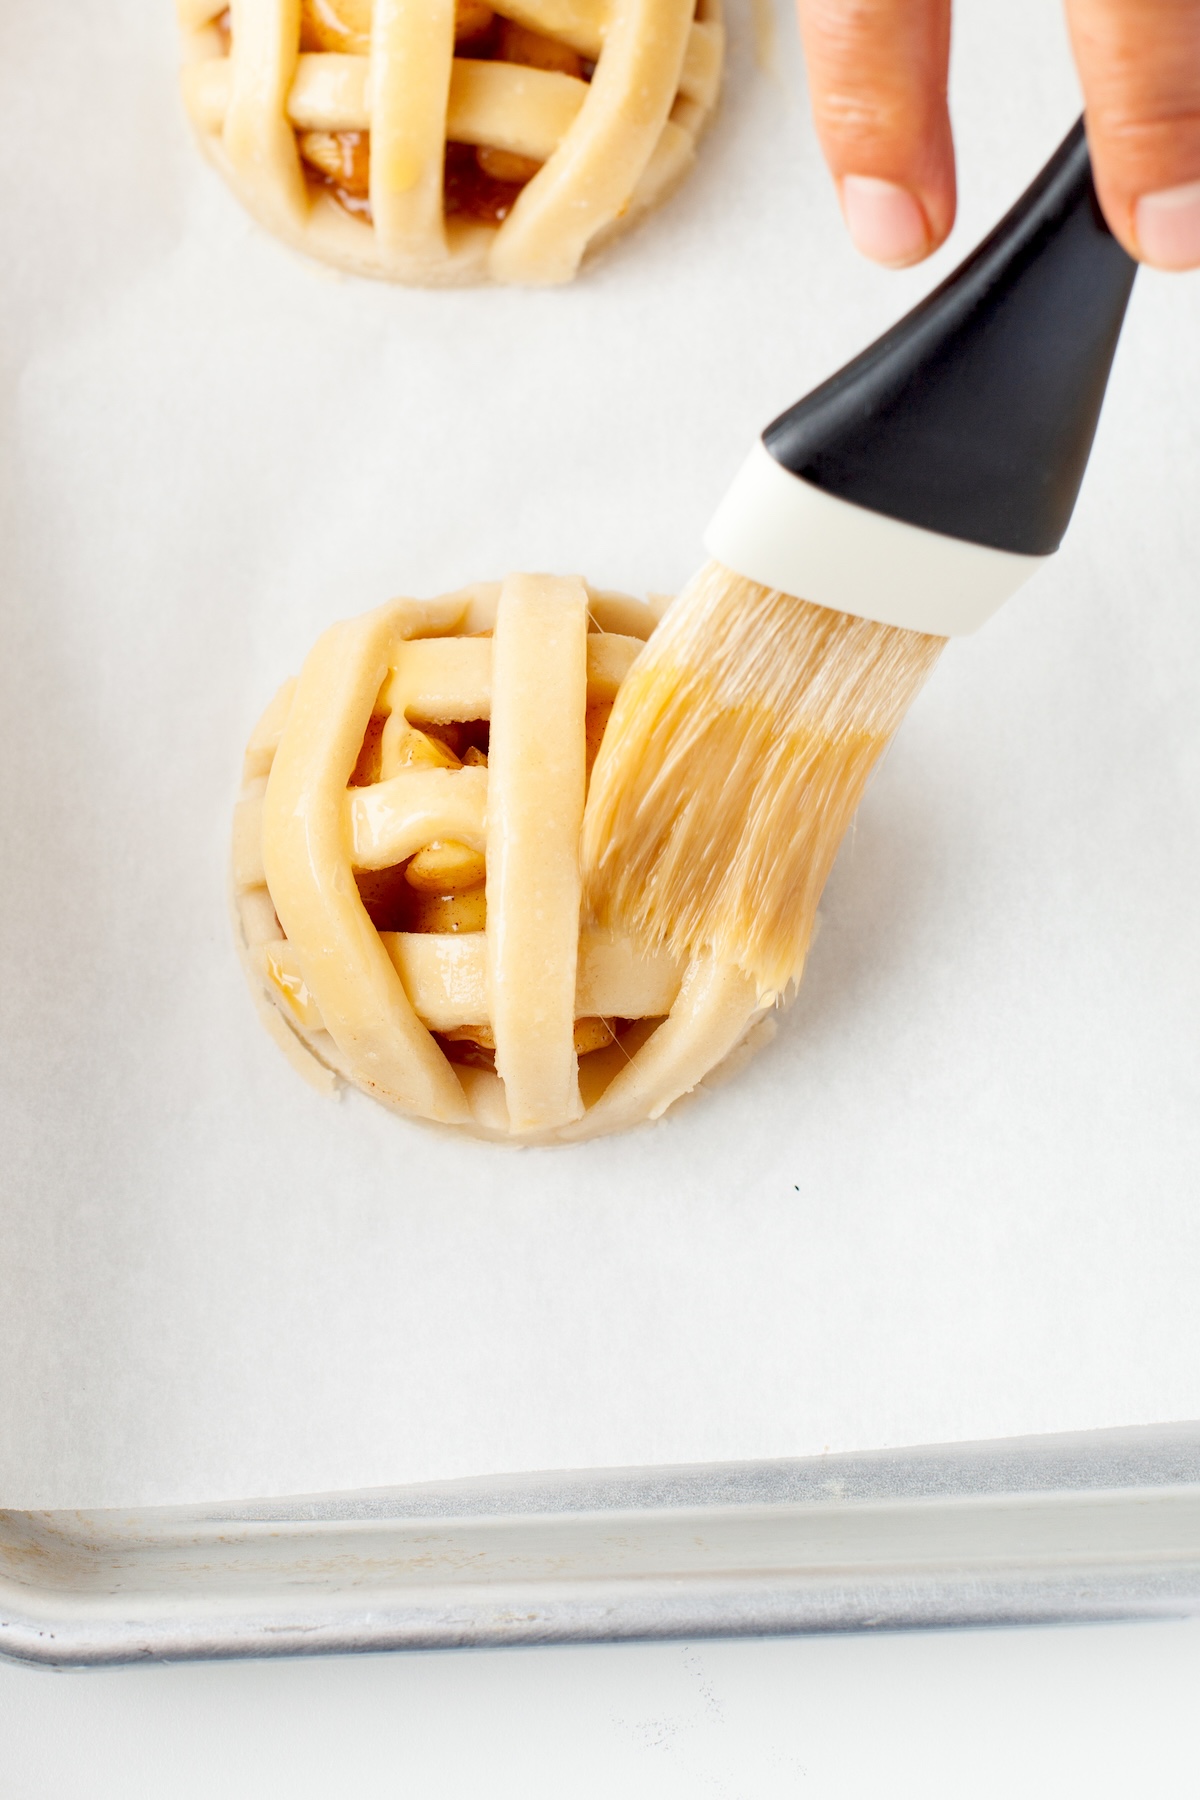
[4,1420,1200,1668]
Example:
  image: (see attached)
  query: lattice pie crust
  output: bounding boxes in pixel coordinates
[178,0,724,284]
[233,576,769,1142]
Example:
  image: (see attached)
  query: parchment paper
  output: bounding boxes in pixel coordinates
[1,0,1197,1510]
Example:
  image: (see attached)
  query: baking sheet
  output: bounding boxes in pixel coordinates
[1,0,1198,1511]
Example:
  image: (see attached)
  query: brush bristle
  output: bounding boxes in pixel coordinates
[582,561,945,997]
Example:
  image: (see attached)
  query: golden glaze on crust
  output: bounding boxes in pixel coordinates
[233,578,769,1142]
[178,0,724,284]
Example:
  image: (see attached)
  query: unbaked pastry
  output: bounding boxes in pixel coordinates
[178,0,724,285]
[233,576,769,1142]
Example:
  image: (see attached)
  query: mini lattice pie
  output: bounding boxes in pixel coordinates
[233,576,769,1142]
[178,0,724,285]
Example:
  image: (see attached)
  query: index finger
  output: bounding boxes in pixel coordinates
[796,0,956,266]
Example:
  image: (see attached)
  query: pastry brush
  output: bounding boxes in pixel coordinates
[582,118,1137,999]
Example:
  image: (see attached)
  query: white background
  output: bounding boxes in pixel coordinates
[2,1619,1200,1796]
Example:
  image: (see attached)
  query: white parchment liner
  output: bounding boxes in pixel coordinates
[0,0,1197,1507]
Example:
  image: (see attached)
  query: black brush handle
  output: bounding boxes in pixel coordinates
[764,120,1137,557]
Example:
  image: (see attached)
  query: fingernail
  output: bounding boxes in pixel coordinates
[1135,180,1200,269]
[840,175,929,267]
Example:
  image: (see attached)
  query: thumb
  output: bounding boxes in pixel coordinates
[1066,0,1200,268]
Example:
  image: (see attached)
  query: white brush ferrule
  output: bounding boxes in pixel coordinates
[703,442,1049,637]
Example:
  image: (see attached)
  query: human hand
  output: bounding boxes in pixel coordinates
[795,0,1200,269]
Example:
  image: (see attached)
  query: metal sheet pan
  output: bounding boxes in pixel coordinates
[4,1422,1198,1668]
[3,6,1198,1677]
[5,0,1200,1549]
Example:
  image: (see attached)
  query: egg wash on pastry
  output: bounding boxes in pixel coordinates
[233,576,772,1143]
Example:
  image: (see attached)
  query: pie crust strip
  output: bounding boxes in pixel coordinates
[224,0,310,235]
[384,635,493,715]
[381,926,681,1030]
[369,0,456,269]
[243,677,297,780]
[678,16,723,108]
[486,573,589,1131]
[494,0,609,59]
[349,766,488,868]
[261,599,471,1123]
[447,62,588,159]
[488,0,695,283]
[185,56,592,168]
[564,956,763,1137]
